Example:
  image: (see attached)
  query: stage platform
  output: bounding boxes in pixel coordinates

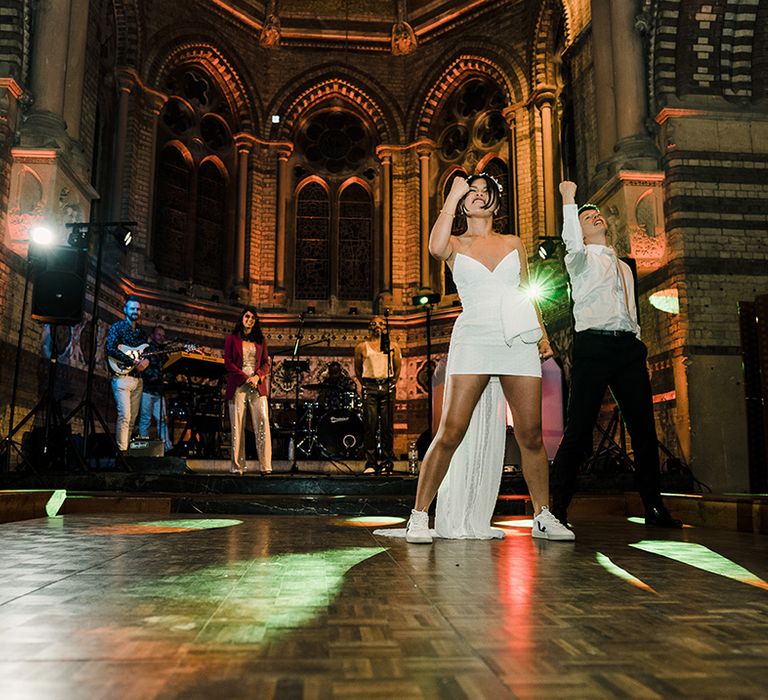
[0,512,765,698]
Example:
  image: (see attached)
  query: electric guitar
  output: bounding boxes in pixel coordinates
[108,342,196,376]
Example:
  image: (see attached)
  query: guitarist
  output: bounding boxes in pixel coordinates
[106,296,149,451]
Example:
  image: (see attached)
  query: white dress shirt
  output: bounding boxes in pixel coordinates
[561,204,641,338]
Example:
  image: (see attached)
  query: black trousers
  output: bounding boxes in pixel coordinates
[551,332,662,514]
[362,380,395,462]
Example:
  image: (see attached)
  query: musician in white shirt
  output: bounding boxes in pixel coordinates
[550,181,681,530]
[354,316,402,473]
[105,296,149,451]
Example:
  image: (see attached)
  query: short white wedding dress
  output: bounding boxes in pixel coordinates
[374,248,542,540]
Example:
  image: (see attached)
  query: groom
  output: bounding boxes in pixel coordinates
[550,181,681,531]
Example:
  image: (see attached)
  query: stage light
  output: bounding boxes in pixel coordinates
[271,114,281,123]
[67,224,89,248]
[411,292,440,306]
[30,226,54,246]
[538,237,560,260]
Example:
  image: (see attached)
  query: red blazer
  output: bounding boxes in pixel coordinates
[224,333,270,400]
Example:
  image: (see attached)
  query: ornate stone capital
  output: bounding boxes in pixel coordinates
[114,67,137,95]
[532,87,557,109]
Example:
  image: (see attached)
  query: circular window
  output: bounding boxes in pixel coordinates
[439,125,469,161]
[200,114,232,151]
[298,111,371,175]
[473,111,506,148]
[161,98,194,135]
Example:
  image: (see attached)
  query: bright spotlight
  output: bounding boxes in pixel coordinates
[525,280,546,301]
[411,292,441,307]
[30,226,54,246]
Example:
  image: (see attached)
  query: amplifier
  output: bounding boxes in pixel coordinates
[128,439,165,457]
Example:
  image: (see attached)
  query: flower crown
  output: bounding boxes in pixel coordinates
[475,172,503,194]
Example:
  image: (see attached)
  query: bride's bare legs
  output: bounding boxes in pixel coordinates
[499,375,549,515]
[413,374,489,512]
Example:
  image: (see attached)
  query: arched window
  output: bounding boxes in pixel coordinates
[153,145,192,281]
[194,160,228,289]
[291,109,378,304]
[338,183,373,300]
[295,181,331,300]
[431,76,514,297]
[152,68,235,291]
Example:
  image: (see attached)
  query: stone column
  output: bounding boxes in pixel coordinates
[502,108,519,236]
[275,147,292,291]
[377,147,393,292]
[609,0,647,144]
[417,145,432,290]
[144,92,167,249]
[62,0,90,141]
[111,70,135,220]
[27,0,73,137]
[534,89,557,235]
[590,0,618,163]
[234,137,253,288]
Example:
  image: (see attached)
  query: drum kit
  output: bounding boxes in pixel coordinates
[271,384,363,459]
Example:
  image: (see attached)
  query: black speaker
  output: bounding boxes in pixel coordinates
[30,244,88,324]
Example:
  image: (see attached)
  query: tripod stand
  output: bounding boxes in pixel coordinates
[284,336,332,475]
[61,222,135,471]
[0,245,87,474]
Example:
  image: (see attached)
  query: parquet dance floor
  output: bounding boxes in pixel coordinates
[0,513,766,699]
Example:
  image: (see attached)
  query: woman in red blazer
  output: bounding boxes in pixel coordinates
[224,306,272,474]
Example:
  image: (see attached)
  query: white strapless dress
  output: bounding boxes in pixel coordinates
[375,248,544,540]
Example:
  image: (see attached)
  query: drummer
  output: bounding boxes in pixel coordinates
[317,361,358,411]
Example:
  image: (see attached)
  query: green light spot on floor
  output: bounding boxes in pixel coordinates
[142,519,243,530]
[596,552,656,593]
[129,546,386,644]
[45,489,67,517]
[627,517,645,525]
[630,540,768,590]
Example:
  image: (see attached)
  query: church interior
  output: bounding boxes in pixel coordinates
[0,0,767,697]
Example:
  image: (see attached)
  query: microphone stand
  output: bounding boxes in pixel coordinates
[381,309,394,474]
[289,314,305,474]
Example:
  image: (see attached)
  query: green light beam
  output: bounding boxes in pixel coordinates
[630,540,768,590]
[596,552,656,593]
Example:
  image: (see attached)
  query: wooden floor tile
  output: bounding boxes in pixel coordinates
[0,514,766,698]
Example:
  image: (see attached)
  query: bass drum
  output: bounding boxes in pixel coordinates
[317,409,364,457]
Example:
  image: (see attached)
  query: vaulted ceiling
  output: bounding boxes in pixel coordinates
[207,0,512,50]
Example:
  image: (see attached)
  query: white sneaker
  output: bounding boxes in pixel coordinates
[532,506,575,541]
[405,509,433,544]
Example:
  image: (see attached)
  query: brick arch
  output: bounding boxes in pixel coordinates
[531,0,572,90]
[411,49,528,140]
[112,0,142,66]
[267,68,402,143]
[144,36,260,133]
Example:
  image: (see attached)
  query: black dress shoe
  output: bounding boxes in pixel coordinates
[645,505,682,528]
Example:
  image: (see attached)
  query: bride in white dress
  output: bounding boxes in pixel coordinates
[374,174,574,543]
